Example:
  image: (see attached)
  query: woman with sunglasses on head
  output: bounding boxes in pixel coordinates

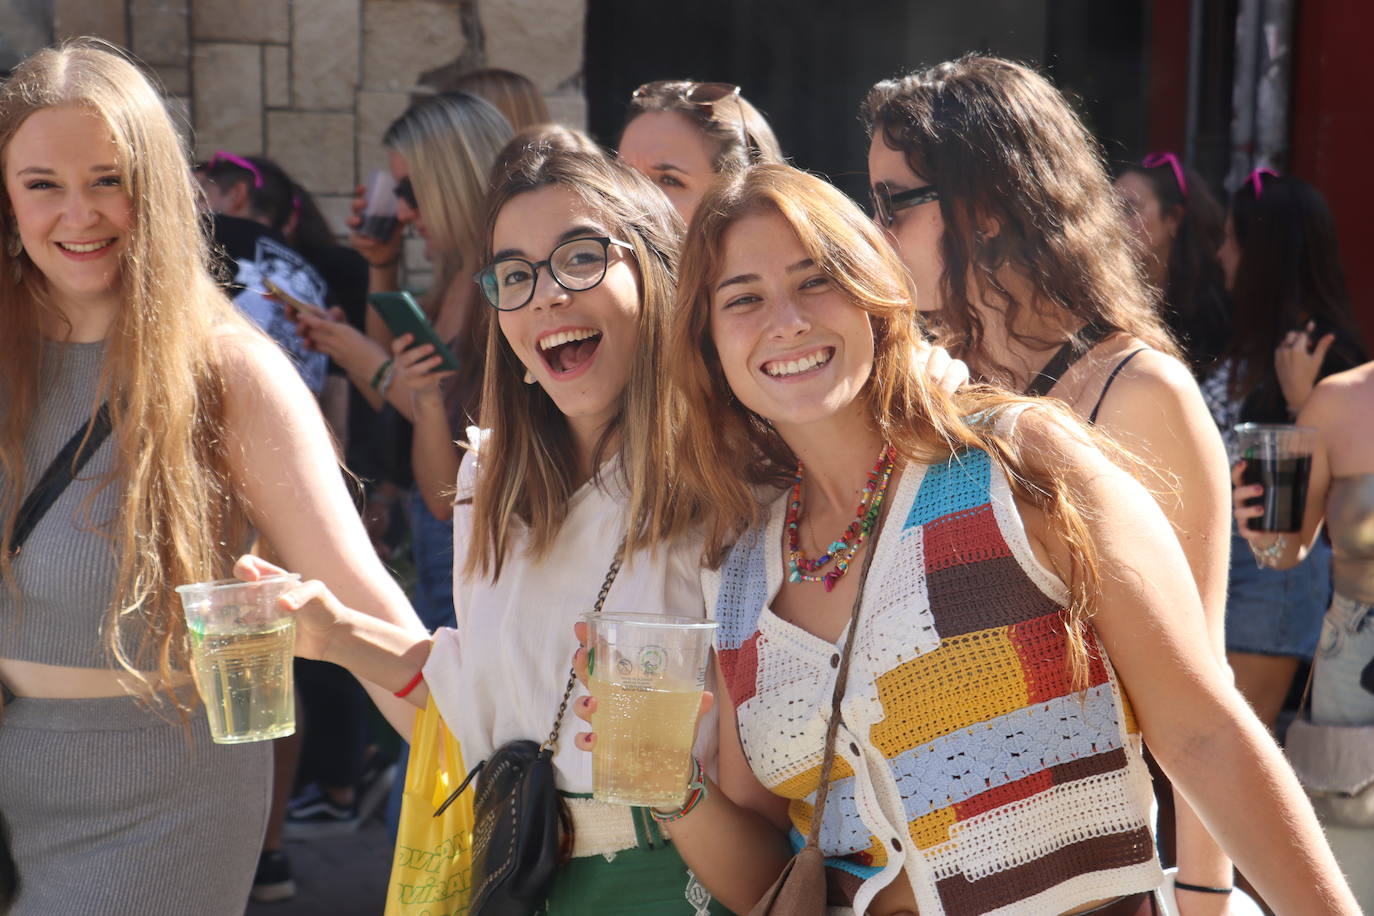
[861,56,1238,905]
[1115,153,1231,376]
[566,161,1356,916]
[1209,172,1368,736]
[619,80,783,220]
[0,42,427,914]
[295,92,512,637]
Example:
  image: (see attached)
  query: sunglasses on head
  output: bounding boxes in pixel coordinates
[632,80,759,164]
[869,182,939,228]
[1141,152,1188,200]
[393,177,418,210]
[207,151,263,188]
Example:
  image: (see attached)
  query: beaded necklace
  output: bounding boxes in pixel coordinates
[786,445,896,591]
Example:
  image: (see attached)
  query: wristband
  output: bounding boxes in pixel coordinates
[650,756,706,823]
[378,363,398,399]
[1173,881,1233,895]
[370,358,394,391]
[394,669,424,699]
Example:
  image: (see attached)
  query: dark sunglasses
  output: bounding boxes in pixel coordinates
[870,182,939,228]
[393,176,418,210]
[632,80,759,164]
[476,236,635,312]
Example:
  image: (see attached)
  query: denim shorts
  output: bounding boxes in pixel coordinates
[1312,592,1374,726]
[406,487,456,632]
[1225,526,1332,659]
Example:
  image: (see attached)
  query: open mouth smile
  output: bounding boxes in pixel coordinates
[537,326,603,378]
[761,347,834,379]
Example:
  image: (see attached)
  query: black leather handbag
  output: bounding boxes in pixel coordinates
[436,545,623,916]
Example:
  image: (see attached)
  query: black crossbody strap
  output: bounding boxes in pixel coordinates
[8,402,113,558]
[1023,323,1117,398]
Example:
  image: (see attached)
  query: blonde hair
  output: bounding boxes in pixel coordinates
[451,68,551,132]
[0,40,254,709]
[383,91,513,422]
[466,135,686,580]
[671,165,1113,687]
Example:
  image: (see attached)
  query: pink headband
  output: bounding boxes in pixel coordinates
[1142,152,1188,200]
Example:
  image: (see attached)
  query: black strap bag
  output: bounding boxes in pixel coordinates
[435,544,623,916]
[7,403,113,558]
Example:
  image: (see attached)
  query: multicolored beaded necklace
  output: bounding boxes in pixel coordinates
[786,444,896,591]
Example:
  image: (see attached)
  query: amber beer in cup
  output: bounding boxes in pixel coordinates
[584,613,717,807]
[176,575,300,744]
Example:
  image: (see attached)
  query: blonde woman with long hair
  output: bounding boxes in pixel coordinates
[0,42,426,914]
[569,164,1356,916]
[295,92,512,634]
[450,67,551,132]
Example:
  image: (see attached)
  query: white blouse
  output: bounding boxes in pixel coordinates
[424,440,715,793]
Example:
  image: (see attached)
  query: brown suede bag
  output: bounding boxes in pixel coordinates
[749,508,886,916]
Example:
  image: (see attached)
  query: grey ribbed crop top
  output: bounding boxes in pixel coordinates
[1329,474,1374,605]
[0,340,122,668]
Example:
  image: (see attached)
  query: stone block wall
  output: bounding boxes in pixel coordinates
[1,0,587,279]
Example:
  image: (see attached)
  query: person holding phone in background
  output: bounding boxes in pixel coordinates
[294,92,513,634]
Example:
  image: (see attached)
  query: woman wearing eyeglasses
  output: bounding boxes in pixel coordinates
[1115,153,1231,377]
[861,56,1239,906]
[237,136,737,914]
[1208,172,1368,730]
[618,80,783,220]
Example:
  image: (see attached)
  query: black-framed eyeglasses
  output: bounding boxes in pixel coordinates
[632,80,759,165]
[394,176,418,210]
[870,182,940,228]
[476,236,635,311]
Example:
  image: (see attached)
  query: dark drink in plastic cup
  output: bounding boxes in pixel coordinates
[1235,423,1317,533]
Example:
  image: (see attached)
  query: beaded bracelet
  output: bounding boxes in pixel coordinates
[1174,880,1233,895]
[650,756,706,823]
[1248,533,1287,569]
[370,357,394,391]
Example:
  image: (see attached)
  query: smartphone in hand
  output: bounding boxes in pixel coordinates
[263,278,331,321]
[367,291,461,372]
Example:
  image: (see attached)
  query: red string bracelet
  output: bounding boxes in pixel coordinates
[394,669,424,698]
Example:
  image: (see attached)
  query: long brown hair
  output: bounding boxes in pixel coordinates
[0,41,253,708]
[863,56,1177,383]
[671,165,1116,687]
[465,136,686,580]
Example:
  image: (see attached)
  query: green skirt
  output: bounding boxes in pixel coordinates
[545,803,728,915]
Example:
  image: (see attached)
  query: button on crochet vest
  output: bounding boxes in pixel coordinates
[706,449,1162,916]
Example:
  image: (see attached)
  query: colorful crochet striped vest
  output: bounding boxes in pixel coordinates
[706,449,1162,916]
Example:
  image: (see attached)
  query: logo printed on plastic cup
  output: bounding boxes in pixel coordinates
[639,646,666,676]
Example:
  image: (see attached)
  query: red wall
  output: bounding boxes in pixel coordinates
[1146,0,1190,155]
[1290,0,1374,350]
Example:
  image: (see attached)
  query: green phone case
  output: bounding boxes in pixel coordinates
[367,291,462,373]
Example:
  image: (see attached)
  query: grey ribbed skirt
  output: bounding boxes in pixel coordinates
[0,691,271,915]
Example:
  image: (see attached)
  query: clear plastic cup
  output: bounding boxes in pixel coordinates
[583,612,717,807]
[359,169,399,241]
[176,575,300,744]
[1235,423,1318,533]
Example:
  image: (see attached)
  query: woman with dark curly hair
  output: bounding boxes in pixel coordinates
[861,55,1235,905]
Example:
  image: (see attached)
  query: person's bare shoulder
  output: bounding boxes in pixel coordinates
[1299,361,1374,440]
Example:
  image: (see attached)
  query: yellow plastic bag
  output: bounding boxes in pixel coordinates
[384,695,473,916]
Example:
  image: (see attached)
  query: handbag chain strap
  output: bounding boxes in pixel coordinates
[542,537,626,754]
[804,498,889,850]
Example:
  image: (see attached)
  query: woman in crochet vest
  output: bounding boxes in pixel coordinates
[573,164,1354,916]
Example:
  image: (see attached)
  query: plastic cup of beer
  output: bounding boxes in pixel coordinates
[1235,423,1318,533]
[176,575,300,744]
[583,613,717,807]
[359,169,399,242]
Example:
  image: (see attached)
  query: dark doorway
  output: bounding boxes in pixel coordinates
[586,0,1151,201]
